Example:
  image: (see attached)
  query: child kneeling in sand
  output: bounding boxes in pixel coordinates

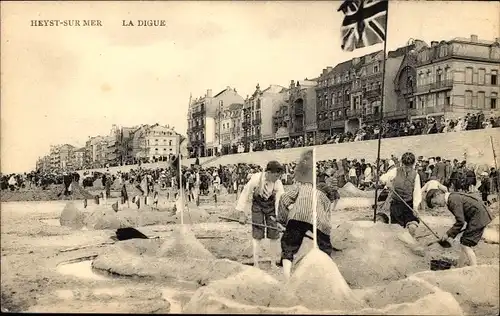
[276,149,334,280]
[426,189,494,267]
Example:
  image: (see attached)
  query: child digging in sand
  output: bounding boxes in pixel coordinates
[426,188,494,267]
[276,149,334,280]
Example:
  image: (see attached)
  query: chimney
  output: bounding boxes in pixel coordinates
[431,41,438,47]
[206,89,212,97]
[495,38,500,43]
[226,86,231,90]
[326,66,333,72]
[322,68,327,75]
[470,34,478,42]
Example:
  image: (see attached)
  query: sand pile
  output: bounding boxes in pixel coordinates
[59,202,86,229]
[271,248,366,311]
[483,215,500,244]
[157,226,216,260]
[412,265,500,315]
[330,221,431,288]
[115,209,177,227]
[92,230,248,284]
[184,267,282,313]
[338,183,374,198]
[184,251,464,315]
[84,207,131,230]
[171,207,210,224]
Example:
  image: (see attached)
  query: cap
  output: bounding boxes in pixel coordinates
[426,189,440,208]
[265,161,283,173]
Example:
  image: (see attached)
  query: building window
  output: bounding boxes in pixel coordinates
[465,90,473,107]
[374,64,379,73]
[219,100,223,107]
[478,69,485,85]
[446,92,451,106]
[475,91,485,109]
[436,69,442,82]
[465,67,473,84]
[491,92,498,109]
[492,70,498,85]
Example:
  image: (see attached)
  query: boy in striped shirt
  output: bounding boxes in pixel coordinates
[276,150,334,280]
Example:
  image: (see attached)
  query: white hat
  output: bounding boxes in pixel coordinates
[481,172,488,176]
[388,160,395,168]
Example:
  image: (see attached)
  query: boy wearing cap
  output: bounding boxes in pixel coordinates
[426,189,493,267]
[235,160,285,269]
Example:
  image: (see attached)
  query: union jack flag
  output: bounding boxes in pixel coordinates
[338,0,388,51]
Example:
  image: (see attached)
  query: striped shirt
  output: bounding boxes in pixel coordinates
[326,175,339,190]
[277,183,332,235]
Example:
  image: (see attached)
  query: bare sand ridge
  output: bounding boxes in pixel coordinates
[412,265,500,315]
[27,287,172,313]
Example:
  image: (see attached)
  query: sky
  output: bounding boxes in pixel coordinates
[1,1,499,173]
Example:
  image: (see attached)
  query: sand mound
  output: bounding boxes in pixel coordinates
[116,238,165,256]
[59,202,86,229]
[92,244,247,283]
[84,207,131,230]
[330,221,431,288]
[271,248,366,311]
[361,291,464,315]
[172,208,210,224]
[484,216,500,244]
[354,275,440,309]
[412,265,500,315]
[116,209,177,227]
[157,226,215,260]
[338,183,374,198]
[185,265,463,315]
[184,267,281,313]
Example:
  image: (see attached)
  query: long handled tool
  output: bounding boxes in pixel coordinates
[388,187,452,248]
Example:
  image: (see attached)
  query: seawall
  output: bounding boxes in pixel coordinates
[77,128,500,175]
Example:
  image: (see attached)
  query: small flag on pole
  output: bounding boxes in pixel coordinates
[338,0,388,51]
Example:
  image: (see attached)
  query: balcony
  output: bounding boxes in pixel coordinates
[346,108,362,118]
[416,79,453,95]
[364,88,382,100]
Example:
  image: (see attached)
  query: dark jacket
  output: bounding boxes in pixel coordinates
[446,192,494,238]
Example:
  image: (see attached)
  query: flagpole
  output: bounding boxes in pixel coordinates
[373,0,390,223]
[178,134,184,226]
[312,147,318,248]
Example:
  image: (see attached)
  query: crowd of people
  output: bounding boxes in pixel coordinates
[2,153,499,204]
[208,114,499,156]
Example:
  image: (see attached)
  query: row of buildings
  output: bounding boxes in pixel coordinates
[186,35,500,157]
[36,124,182,172]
